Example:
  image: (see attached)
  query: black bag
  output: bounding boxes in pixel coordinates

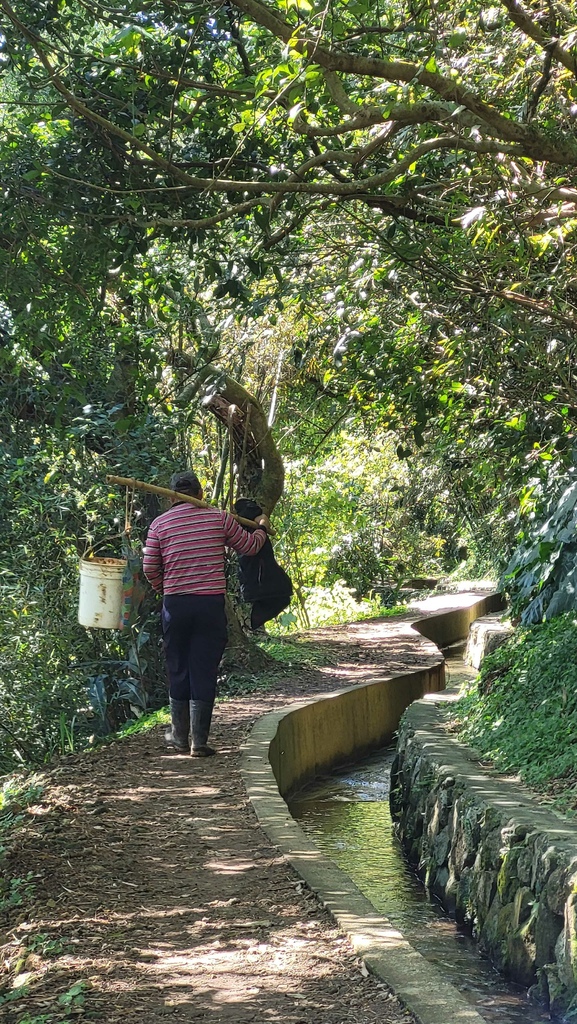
[234,498,293,629]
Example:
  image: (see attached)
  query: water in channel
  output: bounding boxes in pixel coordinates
[288,682,551,1022]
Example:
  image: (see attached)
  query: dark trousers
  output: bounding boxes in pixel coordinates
[162,594,228,703]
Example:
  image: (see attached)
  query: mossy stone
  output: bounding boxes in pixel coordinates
[497,846,523,904]
[512,886,534,929]
[533,898,563,969]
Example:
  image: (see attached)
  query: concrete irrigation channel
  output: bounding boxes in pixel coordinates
[241,591,570,1024]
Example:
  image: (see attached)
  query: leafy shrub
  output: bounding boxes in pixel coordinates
[325,528,390,597]
[292,579,382,629]
[275,433,452,616]
[0,422,169,771]
[454,615,577,809]
[503,466,577,623]
[326,525,445,597]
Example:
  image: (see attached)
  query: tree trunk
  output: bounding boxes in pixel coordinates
[178,365,284,513]
[220,594,273,672]
[178,364,285,673]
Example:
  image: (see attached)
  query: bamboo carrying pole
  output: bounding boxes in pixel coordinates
[105,475,274,534]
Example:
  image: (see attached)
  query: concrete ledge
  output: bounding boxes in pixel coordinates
[270,666,444,799]
[413,592,504,648]
[242,593,503,1024]
[464,613,513,670]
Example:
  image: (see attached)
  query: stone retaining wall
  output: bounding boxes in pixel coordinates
[390,696,577,1018]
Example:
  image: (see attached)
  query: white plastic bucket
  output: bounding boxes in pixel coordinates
[78,557,126,629]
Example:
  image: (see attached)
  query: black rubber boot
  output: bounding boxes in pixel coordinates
[190,699,216,757]
[165,698,190,751]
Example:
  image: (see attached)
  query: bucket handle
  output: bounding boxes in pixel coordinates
[81,532,125,561]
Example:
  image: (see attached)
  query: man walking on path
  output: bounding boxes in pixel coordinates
[143,470,270,756]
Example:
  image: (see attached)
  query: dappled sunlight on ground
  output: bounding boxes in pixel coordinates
[1,602,494,1024]
[3,729,414,1023]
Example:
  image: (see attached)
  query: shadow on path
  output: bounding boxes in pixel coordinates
[1,600,484,1024]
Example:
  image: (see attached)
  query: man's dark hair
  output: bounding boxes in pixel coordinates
[169,470,201,497]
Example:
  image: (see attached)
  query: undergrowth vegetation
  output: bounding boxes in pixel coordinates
[454,615,577,813]
[0,774,44,916]
[502,463,577,625]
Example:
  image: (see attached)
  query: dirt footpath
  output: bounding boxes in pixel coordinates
[0,616,446,1024]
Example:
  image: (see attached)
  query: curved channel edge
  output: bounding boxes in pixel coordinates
[241,593,503,1024]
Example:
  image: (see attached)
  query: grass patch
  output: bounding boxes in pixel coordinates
[375,603,411,618]
[114,707,169,738]
[256,635,340,668]
[218,673,276,698]
[453,614,577,813]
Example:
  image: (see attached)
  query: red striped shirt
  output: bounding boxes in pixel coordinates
[143,503,267,595]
